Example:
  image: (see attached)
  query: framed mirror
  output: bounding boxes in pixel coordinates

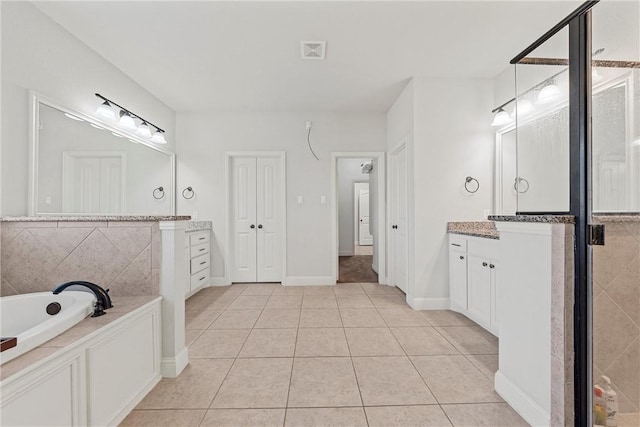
[29,92,175,215]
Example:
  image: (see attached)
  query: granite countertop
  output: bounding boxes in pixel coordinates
[592,213,639,223]
[186,220,213,231]
[447,221,499,239]
[0,295,161,381]
[0,215,191,222]
[488,215,575,224]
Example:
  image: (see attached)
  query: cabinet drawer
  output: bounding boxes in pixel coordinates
[449,234,467,251]
[190,243,210,258]
[189,231,210,246]
[190,253,210,274]
[191,268,210,289]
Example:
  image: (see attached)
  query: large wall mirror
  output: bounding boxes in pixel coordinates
[29,93,175,215]
[494,70,639,214]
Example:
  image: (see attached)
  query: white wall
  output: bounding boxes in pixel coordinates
[338,158,370,256]
[369,158,379,272]
[387,77,494,308]
[1,2,176,216]
[175,112,386,282]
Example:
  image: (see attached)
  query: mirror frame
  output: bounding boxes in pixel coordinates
[28,91,176,216]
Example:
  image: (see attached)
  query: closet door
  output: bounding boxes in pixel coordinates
[256,157,281,282]
[231,157,258,282]
[389,144,408,293]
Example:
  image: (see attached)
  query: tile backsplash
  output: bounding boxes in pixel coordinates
[0,221,160,297]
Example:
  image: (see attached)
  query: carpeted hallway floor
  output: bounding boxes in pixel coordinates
[338,255,378,283]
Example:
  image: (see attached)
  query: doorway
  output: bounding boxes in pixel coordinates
[225,152,286,284]
[331,153,385,284]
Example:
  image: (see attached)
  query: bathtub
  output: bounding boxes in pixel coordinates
[0,291,96,365]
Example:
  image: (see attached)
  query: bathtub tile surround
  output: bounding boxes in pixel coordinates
[0,218,186,297]
[592,215,640,415]
[121,283,528,426]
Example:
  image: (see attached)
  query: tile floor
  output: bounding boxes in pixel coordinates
[121,283,529,427]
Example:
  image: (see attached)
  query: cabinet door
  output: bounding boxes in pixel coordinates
[449,248,467,311]
[490,260,499,332]
[467,254,492,326]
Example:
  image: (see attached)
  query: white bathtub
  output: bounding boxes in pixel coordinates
[1,291,96,364]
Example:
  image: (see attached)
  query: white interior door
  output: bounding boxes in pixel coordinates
[231,157,258,282]
[390,144,408,293]
[256,157,282,282]
[231,155,282,283]
[358,188,373,246]
[63,153,124,213]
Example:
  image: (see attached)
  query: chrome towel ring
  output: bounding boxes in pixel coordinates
[182,186,195,199]
[153,186,165,200]
[514,177,530,193]
[464,176,480,193]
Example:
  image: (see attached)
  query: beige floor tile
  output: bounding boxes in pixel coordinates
[285,407,367,427]
[436,326,498,355]
[302,286,336,295]
[295,328,349,357]
[352,356,436,406]
[465,354,499,380]
[201,409,285,427]
[272,286,305,296]
[302,294,338,308]
[361,284,401,295]
[209,309,262,329]
[334,284,366,296]
[340,308,386,327]
[137,359,233,409]
[336,294,374,308]
[299,308,343,327]
[211,358,293,408]
[390,327,459,355]
[422,310,476,326]
[186,309,223,329]
[239,328,297,357]
[617,412,640,427]
[378,307,432,327]
[369,295,407,307]
[441,403,528,426]
[186,329,205,347]
[288,357,362,407]
[266,295,303,309]
[411,355,503,404]
[255,309,301,328]
[344,328,404,356]
[241,284,278,295]
[190,329,251,358]
[227,295,270,309]
[365,405,453,427]
[120,409,206,426]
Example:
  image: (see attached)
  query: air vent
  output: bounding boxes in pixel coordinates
[301,41,326,60]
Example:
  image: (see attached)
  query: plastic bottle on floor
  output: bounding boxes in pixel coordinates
[599,375,618,427]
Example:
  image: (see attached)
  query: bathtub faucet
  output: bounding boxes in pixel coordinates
[52,281,113,317]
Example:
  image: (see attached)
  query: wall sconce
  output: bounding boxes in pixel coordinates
[95,93,167,144]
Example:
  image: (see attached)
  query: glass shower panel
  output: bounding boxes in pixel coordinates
[591,1,640,425]
[514,27,570,213]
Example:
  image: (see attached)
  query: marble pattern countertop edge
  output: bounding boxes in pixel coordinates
[186,220,213,231]
[488,215,576,224]
[0,215,191,222]
[447,221,499,239]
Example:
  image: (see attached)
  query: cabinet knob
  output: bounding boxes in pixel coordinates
[482,262,488,267]
[459,255,464,260]
[258,224,263,229]
[250,224,255,229]
[489,264,495,269]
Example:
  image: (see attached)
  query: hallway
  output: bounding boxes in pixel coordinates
[122,283,527,426]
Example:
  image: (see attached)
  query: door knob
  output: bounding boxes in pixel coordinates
[258,224,263,229]
[360,219,363,222]
[489,264,495,269]
[250,224,255,229]
[459,255,464,260]
[482,262,488,267]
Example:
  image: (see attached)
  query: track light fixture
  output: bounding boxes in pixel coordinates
[94,93,167,144]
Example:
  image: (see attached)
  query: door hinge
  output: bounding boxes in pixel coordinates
[588,224,605,246]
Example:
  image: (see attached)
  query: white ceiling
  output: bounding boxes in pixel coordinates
[33,1,584,112]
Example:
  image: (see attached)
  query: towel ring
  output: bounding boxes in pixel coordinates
[514,177,530,193]
[182,186,195,199]
[464,176,479,193]
[153,186,165,200]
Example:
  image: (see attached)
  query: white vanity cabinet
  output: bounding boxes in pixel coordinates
[448,234,500,336]
[185,230,211,298]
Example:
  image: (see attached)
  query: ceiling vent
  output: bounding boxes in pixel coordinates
[301,41,326,60]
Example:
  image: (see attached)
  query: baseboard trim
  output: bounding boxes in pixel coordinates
[283,276,335,286]
[372,263,378,274]
[108,373,161,426]
[339,251,355,256]
[495,371,550,427]
[406,296,450,310]
[161,347,189,378]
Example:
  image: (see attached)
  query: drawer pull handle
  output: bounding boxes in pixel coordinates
[459,255,464,260]
[200,261,206,265]
[482,262,488,267]
[451,243,461,247]
[199,237,205,240]
[199,248,205,252]
[200,276,206,281]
